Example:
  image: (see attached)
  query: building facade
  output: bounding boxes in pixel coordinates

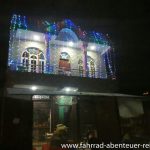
[8,14,116,79]
[1,14,149,150]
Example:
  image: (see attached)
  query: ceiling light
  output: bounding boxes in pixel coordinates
[33,35,40,41]
[62,87,78,92]
[90,45,96,50]
[30,86,37,91]
[65,87,71,92]
[68,41,74,47]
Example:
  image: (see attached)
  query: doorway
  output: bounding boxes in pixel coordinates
[59,52,71,75]
[32,95,78,150]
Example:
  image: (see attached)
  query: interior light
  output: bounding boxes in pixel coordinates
[90,45,96,50]
[33,35,40,41]
[30,86,37,91]
[68,41,74,47]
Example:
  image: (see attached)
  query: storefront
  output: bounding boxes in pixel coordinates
[2,14,149,150]
[32,95,78,150]
[3,93,122,150]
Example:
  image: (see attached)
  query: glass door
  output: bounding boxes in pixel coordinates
[32,100,52,150]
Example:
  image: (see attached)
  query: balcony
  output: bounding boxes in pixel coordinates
[6,67,118,95]
[9,62,112,79]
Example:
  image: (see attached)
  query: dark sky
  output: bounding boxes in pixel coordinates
[1,0,150,95]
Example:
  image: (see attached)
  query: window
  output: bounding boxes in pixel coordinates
[22,51,29,67]
[78,59,83,77]
[39,53,45,73]
[60,52,70,60]
[87,56,96,78]
[90,60,95,78]
[30,55,37,72]
[21,48,45,73]
[59,52,71,75]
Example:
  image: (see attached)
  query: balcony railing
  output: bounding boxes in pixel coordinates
[8,63,108,79]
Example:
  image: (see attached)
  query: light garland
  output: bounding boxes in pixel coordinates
[23,16,27,30]
[8,15,116,79]
[8,14,17,66]
[102,54,108,79]
[9,14,28,70]
[45,32,51,73]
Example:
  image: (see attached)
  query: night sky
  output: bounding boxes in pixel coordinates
[1,0,150,95]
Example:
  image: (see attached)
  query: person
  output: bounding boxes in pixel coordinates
[122,133,132,143]
[50,124,69,150]
[87,130,98,150]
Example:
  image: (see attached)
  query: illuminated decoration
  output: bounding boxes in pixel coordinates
[56,28,78,42]
[8,14,116,79]
[55,96,73,105]
[89,31,108,45]
[90,45,96,50]
[45,31,51,73]
[8,14,28,68]
[68,41,74,47]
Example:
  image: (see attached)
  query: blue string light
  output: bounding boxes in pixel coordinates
[8,15,116,79]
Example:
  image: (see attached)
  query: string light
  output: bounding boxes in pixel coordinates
[23,16,27,30]
[45,32,51,73]
[9,14,28,69]
[102,54,108,79]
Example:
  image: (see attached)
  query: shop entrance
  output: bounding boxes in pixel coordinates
[32,95,78,150]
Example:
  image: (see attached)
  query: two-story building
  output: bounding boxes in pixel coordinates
[1,14,149,150]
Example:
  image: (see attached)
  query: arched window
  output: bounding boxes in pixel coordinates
[21,48,45,73]
[59,52,71,75]
[60,52,70,60]
[78,59,83,77]
[30,55,37,72]
[38,53,45,73]
[87,56,96,78]
[90,60,95,78]
[22,51,29,67]
[39,53,44,59]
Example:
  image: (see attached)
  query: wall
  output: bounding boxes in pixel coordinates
[7,71,118,93]
[87,50,101,70]
[50,45,101,76]
[11,39,46,65]
[10,32,103,77]
[50,46,83,76]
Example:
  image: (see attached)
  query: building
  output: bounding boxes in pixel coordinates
[8,14,116,79]
[1,14,150,150]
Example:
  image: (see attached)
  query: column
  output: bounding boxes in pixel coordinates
[82,42,88,77]
[45,33,51,73]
